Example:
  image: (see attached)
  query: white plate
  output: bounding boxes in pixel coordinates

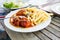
[51,3,60,15]
[4,9,51,33]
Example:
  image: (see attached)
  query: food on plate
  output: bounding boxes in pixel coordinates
[10,7,51,28]
[3,2,23,9]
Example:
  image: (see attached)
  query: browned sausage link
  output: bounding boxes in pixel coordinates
[16,9,26,16]
[19,17,32,28]
[10,17,20,26]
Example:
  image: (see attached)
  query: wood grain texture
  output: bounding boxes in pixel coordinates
[5,28,40,40]
[49,24,60,32]
[51,21,60,27]
[40,29,60,40]
[55,17,60,20]
[33,31,51,40]
[45,25,60,38]
[52,17,60,24]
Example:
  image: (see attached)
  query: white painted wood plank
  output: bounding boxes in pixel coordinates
[5,28,40,40]
[34,31,51,40]
[49,24,60,31]
[55,17,60,20]
[52,17,60,24]
[41,29,60,40]
[46,25,60,38]
[51,21,60,27]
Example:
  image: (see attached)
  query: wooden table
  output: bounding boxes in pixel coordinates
[0,16,60,40]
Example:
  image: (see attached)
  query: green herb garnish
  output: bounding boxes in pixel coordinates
[3,2,19,9]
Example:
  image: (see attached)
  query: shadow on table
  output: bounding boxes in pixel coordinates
[0,31,11,40]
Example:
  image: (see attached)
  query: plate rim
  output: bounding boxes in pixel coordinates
[51,3,60,15]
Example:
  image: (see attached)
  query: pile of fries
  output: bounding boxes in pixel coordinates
[24,7,51,25]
